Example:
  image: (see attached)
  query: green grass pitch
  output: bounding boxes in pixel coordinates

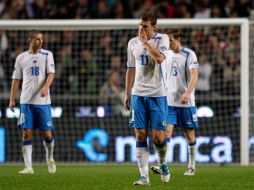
[0,164,253,190]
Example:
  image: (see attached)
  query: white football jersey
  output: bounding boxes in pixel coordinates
[165,48,199,107]
[12,49,55,105]
[127,33,169,97]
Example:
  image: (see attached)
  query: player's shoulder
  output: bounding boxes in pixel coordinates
[156,33,169,40]
[181,47,197,57]
[16,51,29,62]
[164,50,174,61]
[128,36,139,45]
[39,49,53,56]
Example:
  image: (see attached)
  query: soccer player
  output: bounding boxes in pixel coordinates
[151,29,199,176]
[9,31,56,174]
[124,11,170,185]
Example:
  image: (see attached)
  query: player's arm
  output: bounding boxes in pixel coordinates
[181,68,198,104]
[124,68,135,110]
[9,79,21,111]
[143,41,165,64]
[139,29,165,64]
[41,73,54,97]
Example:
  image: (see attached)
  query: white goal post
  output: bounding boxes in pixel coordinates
[0,19,250,165]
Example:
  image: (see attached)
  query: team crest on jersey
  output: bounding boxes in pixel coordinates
[160,46,167,52]
[18,113,25,125]
[162,120,167,126]
[47,121,52,127]
[33,60,37,64]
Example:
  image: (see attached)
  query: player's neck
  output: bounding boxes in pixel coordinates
[174,45,182,53]
[29,47,40,54]
[147,32,156,40]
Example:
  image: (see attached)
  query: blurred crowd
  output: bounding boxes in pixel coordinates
[0,0,253,19]
[0,26,241,96]
[0,0,251,115]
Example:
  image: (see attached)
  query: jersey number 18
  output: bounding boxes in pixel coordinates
[31,66,40,76]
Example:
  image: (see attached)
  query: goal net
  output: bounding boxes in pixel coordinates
[0,19,251,165]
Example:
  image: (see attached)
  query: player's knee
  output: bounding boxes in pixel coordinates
[153,136,165,145]
[184,128,195,142]
[40,130,53,139]
[135,134,146,142]
[134,129,147,142]
[22,130,32,141]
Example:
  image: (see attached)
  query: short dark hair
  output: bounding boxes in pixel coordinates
[28,30,42,41]
[141,11,157,26]
[167,29,182,39]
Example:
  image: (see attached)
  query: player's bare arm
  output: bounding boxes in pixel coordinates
[181,68,198,104]
[9,79,21,111]
[124,68,135,110]
[139,28,165,64]
[41,73,54,97]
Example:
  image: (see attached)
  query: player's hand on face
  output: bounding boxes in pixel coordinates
[40,87,48,97]
[124,95,131,110]
[139,28,147,44]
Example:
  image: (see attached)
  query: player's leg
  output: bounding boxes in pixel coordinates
[151,124,174,175]
[151,106,177,175]
[34,105,56,174]
[181,107,198,176]
[41,130,56,173]
[18,104,34,174]
[165,124,174,163]
[20,129,34,174]
[183,128,196,176]
[152,129,170,182]
[150,97,170,182]
[133,128,150,185]
[130,95,150,185]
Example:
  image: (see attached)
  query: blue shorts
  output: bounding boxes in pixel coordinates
[129,95,167,130]
[18,104,54,131]
[167,106,198,129]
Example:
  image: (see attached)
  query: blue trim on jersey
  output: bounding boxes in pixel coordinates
[180,49,189,81]
[152,32,158,39]
[189,140,196,146]
[165,137,171,143]
[39,51,49,55]
[181,48,190,86]
[181,48,195,106]
[136,141,148,147]
[23,140,32,146]
[45,54,48,76]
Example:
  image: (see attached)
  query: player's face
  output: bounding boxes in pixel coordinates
[169,34,180,52]
[139,20,156,39]
[30,33,43,51]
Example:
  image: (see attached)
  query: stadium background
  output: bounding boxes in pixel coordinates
[0,0,254,165]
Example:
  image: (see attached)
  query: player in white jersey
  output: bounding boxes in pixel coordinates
[9,31,56,174]
[124,11,170,185]
[151,29,199,176]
